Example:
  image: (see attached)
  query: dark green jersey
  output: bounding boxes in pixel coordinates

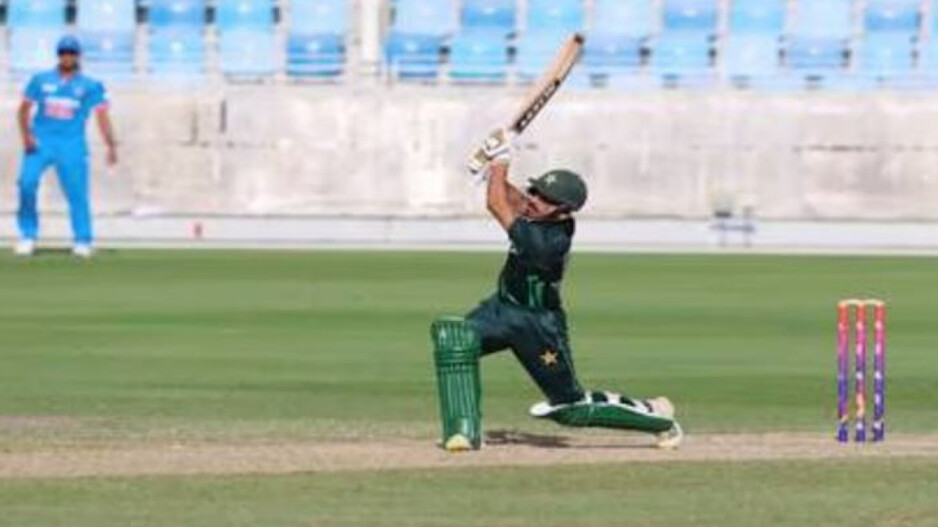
[497,217,575,311]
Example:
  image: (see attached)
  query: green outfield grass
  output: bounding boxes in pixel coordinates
[2,459,938,527]
[1,250,937,442]
[1,250,937,526]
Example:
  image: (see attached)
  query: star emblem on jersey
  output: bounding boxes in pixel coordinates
[540,350,558,367]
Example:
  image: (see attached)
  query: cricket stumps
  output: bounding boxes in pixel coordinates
[837,299,886,443]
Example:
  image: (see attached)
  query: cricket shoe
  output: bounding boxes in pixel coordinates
[72,244,94,259]
[13,239,35,257]
[531,392,684,449]
[644,396,683,450]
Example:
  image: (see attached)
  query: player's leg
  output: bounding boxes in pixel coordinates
[431,315,483,451]
[430,297,513,451]
[507,308,586,405]
[54,146,94,253]
[16,147,52,251]
[519,310,683,447]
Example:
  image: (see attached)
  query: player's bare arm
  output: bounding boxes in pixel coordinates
[17,100,36,153]
[95,107,118,165]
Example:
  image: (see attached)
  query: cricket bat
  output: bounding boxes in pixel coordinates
[467,33,585,174]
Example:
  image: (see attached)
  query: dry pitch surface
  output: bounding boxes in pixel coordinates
[3,430,937,479]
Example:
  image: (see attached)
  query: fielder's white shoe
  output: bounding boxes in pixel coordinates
[13,239,35,257]
[72,243,94,259]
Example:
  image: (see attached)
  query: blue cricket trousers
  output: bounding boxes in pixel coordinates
[18,138,93,244]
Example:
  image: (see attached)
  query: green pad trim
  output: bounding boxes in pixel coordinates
[536,396,674,434]
[431,316,482,449]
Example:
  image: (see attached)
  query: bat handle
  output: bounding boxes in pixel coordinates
[466,146,489,175]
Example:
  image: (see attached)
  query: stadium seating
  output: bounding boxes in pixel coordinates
[290,0,347,35]
[461,0,516,36]
[287,33,345,77]
[79,31,136,79]
[9,29,60,74]
[514,31,571,82]
[148,0,206,30]
[390,0,455,36]
[75,0,137,79]
[385,32,445,79]
[592,0,657,38]
[792,0,853,38]
[729,0,786,34]
[722,34,780,84]
[787,0,853,85]
[651,33,712,86]
[76,0,136,32]
[385,0,454,78]
[786,37,847,76]
[148,29,205,77]
[215,0,274,31]
[583,33,643,81]
[287,0,347,78]
[864,0,920,34]
[525,0,584,32]
[662,0,718,34]
[6,0,65,28]
[219,29,277,78]
[448,30,509,82]
[855,34,914,86]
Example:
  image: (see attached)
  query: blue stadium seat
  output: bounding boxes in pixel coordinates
[215,0,274,31]
[662,0,718,34]
[786,37,846,75]
[583,33,643,77]
[148,29,205,77]
[593,0,656,38]
[7,0,66,28]
[461,0,516,36]
[79,31,136,78]
[219,29,277,77]
[792,0,853,38]
[148,0,206,30]
[514,31,571,81]
[391,0,455,36]
[76,0,136,32]
[864,0,919,34]
[290,0,348,35]
[856,34,914,79]
[729,0,786,35]
[651,33,712,82]
[448,30,509,82]
[9,29,60,73]
[526,0,584,32]
[722,35,780,82]
[385,32,444,79]
[287,33,345,78]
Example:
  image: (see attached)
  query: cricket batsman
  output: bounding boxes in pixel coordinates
[431,130,683,451]
[14,35,118,258]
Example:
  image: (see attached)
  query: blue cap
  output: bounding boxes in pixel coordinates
[56,35,82,54]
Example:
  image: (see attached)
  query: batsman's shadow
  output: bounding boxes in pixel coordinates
[485,429,572,449]
[485,429,661,450]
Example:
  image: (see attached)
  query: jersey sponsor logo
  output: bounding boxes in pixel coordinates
[44,96,80,120]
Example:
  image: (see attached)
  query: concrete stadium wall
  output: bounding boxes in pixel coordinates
[3,84,938,220]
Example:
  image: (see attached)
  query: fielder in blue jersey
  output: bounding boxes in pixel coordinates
[14,35,118,258]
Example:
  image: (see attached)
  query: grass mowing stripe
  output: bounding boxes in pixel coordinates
[1,458,936,527]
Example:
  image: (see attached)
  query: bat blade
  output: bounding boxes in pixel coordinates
[466,33,584,175]
[509,33,584,134]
